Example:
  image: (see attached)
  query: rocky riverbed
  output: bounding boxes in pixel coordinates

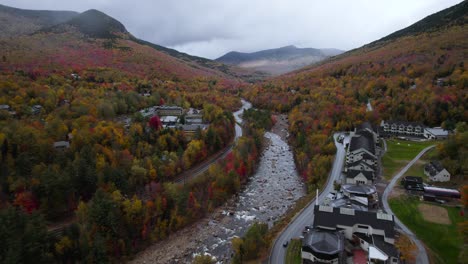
[131,114,304,263]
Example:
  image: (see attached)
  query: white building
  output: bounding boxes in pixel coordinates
[380,120,425,137]
[424,127,449,140]
[424,161,451,182]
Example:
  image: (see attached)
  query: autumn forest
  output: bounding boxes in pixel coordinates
[0,2,467,264]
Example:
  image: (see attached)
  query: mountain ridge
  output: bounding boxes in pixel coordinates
[370,0,467,45]
[47,9,129,39]
[0,4,267,82]
[290,0,468,76]
[0,4,78,37]
[216,45,343,75]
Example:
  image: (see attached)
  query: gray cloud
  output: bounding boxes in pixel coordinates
[0,0,463,58]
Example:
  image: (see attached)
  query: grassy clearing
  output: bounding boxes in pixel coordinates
[285,239,302,264]
[389,196,465,264]
[382,139,436,180]
[402,148,460,189]
[403,148,436,180]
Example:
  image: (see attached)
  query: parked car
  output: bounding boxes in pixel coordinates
[283,240,289,247]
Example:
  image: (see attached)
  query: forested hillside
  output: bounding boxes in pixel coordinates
[244,1,467,190]
[0,5,271,263]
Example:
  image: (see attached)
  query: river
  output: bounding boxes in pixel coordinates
[192,130,305,262]
[130,100,304,264]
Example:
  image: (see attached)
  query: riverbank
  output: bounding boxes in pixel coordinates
[130,114,304,263]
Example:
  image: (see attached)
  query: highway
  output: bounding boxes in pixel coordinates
[269,133,346,264]
[381,145,435,264]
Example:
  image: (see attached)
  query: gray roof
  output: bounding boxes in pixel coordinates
[177,124,208,131]
[356,122,376,133]
[342,184,376,195]
[347,169,374,180]
[353,233,399,258]
[402,176,423,183]
[425,127,448,137]
[302,229,344,255]
[381,120,425,127]
[349,133,375,154]
[313,205,395,239]
[424,161,445,176]
[328,198,369,211]
[372,234,399,258]
[53,141,70,148]
[157,105,182,110]
[347,160,375,171]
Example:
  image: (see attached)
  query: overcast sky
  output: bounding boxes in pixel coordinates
[0,0,463,59]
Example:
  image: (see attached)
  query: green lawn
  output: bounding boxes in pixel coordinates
[382,139,436,180]
[403,148,436,181]
[285,238,302,264]
[389,196,465,264]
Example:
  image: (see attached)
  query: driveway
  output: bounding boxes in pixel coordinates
[381,145,435,264]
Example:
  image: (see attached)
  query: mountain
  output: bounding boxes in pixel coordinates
[284,0,467,76]
[243,3,467,232]
[216,45,344,75]
[0,4,78,38]
[370,0,467,45]
[246,1,466,128]
[47,9,128,38]
[0,5,256,83]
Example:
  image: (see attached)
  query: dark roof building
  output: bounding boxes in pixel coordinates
[401,176,424,190]
[53,141,70,150]
[424,161,451,182]
[424,161,444,176]
[347,160,375,171]
[356,122,374,132]
[347,169,374,180]
[401,176,423,183]
[313,205,396,241]
[342,184,377,196]
[349,133,375,154]
[312,205,399,263]
[302,229,346,264]
[380,120,425,138]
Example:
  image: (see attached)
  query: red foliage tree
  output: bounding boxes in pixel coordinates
[149,115,162,130]
[13,191,39,213]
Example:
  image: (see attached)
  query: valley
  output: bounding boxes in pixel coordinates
[132,113,305,263]
[0,1,466,264]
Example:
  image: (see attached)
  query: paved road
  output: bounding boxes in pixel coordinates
[381,145,435,264]
[269,133,346,264]
[173,99,251,184]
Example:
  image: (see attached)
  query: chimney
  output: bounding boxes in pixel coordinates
[316,189,319,206]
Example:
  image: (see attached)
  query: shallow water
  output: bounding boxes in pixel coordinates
[193,131,305,262]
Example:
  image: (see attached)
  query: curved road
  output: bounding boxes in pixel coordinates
[173,99,251,184]
[381,145,434,264]
[270,133,346,263]
[49,100,252,231]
